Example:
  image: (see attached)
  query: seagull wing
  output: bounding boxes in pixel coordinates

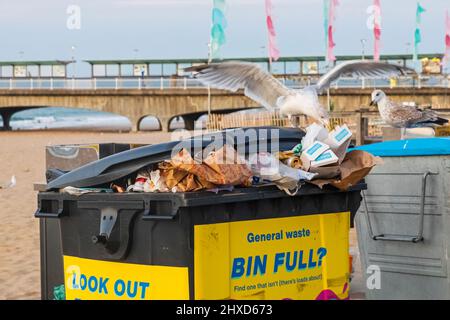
[315,60,417,93]
[388,103,424,123]
[184,61,293,110]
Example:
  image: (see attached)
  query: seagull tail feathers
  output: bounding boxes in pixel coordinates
[418,117,448,126]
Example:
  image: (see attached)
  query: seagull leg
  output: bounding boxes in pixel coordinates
[400,127,406,140]
[287,114,295,128]
[290,115,300,128]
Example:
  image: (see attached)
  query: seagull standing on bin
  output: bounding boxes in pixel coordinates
[184,60,415,127]
[370,89,448,136]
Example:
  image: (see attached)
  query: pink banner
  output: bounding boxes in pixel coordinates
[327,25,336,61]
[444,10,450,65]
[373,0,381,61]
[446,11,450,48]
[327,0,339,61]
[265,0,280,62]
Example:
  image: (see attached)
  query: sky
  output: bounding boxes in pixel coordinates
[0,0,448,76]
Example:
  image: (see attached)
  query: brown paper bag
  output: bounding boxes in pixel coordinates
[168,145,252,187]
[309,150,383,191]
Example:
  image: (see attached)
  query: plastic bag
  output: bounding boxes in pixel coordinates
[248,152,317,195]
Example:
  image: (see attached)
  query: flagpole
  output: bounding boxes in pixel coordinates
[207,42,212,119]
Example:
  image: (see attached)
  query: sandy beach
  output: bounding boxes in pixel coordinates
[0,131,173,299]
[0,130,363,300]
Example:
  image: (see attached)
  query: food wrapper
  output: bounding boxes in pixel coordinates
[308,150,383,191]
[275,151,303,169]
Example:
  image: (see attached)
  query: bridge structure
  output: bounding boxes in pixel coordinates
[0,54,448,131]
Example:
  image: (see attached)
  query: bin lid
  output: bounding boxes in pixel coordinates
[46,126,305,190]
[351,137,450,157]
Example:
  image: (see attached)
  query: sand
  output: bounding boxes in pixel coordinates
[0,130,363,300]
[0,131,173,299]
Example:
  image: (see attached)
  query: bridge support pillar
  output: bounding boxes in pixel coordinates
[160,117,171,132]
[182,115,197,131]
[0,110,13,131]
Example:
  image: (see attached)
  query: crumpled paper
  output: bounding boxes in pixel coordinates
[158,161,216,192]
[170,145,252,186]
[308,150,383,191]
[159,144,252,192]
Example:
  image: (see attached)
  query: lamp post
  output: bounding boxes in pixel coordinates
[360,39,367,60]
[71,45,76,80]
[207,43,212,118]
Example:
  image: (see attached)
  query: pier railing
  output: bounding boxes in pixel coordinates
[206,109,450,145]
[0,75,449,90]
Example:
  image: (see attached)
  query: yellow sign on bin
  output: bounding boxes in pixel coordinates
[194,212,350,300]
[63,256,189,300]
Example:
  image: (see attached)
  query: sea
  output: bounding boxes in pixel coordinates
[0,107,162,132]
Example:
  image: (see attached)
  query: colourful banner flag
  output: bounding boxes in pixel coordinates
[444,10,450,66]
[265,0,280,63]
[373,0,381,61]
[413,2,425,61]
[323,0,330,53]
[210,0,227,60]
[326,0,339,61]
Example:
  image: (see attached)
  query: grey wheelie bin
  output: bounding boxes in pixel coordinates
[353,138,450,300]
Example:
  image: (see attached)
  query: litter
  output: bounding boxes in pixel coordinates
[60,186,113,196]
[248,152,317,195]
[275,150,303,169]
[301,123,329,150]
[50,125,379,197]
[170,144,252,186]
[111,183,125,193]
[310,149,339,168]
[301,141,330,162]
[309,150,383,191]
[325,124,353,148]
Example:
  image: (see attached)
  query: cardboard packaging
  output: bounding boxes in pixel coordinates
[311,150,339,168]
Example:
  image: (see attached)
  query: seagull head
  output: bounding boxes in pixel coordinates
[370,90,386,106]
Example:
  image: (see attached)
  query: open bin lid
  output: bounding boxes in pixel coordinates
[46,126,305,190]
[351,138,450,157]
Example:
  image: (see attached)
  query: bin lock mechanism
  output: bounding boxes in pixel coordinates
[92,207,117,245]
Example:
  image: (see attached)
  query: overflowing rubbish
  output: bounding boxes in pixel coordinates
[249,152,316,194]
[309,150,382,191]
[47,125,379,196]
[275,150,303,169]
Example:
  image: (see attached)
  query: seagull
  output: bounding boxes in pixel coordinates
[0,175,16,189]
[184,60,415,126]
[370,90,448,133]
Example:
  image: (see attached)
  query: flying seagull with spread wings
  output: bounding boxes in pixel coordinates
[185,60,416,126]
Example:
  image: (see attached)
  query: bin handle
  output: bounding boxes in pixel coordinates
[141,199,179,221]
[34,199,64,218]
[362,171,437,243]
